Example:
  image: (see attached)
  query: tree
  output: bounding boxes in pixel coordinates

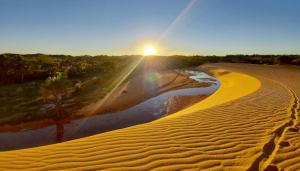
[43,72,71,119]
[277,56,293,65]
[42,72,71,142]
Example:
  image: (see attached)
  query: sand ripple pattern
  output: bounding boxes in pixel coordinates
[0,63,299,171]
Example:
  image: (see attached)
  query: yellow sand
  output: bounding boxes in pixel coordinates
[164,67,261,120]
[0,63,299,171]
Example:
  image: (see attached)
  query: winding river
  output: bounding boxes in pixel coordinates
[0,70,220,151]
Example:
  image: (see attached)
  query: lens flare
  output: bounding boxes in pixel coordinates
[144,46,156,56]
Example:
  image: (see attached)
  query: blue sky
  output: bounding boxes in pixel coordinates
[0,0,299,55]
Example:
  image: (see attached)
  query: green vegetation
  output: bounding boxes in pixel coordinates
[0,53,138,84]
[42,72,71,119]
[0,53,299,126]
[0,54,138,125]
[1,53,299,84]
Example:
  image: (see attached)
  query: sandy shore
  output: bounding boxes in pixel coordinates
[166,94,208,115]
[75,70,210,117]
[0,63,299,170]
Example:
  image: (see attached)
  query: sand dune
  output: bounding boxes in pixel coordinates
[0,63,299,171]
[214,63,300,171]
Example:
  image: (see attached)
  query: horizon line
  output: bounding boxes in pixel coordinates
[1,52,300,57]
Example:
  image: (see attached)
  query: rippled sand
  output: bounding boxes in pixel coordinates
[0,63,299,171]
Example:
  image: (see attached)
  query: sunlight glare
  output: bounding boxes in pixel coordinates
[144,46,156,56]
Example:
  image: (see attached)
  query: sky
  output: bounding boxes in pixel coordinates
[0,0,299,56]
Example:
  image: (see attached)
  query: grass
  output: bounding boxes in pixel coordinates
[0,81,48,124]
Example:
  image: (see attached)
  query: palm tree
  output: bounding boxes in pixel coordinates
[42,72,71,142]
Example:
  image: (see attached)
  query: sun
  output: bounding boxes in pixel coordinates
[143,46,156,56]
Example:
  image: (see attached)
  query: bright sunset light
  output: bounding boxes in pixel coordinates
[1,1,300,170]
[143,46,156,56]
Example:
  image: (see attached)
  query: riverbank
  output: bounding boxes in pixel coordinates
[0,69,212,133]
[0,68,219,151]
[74,69,211,118]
